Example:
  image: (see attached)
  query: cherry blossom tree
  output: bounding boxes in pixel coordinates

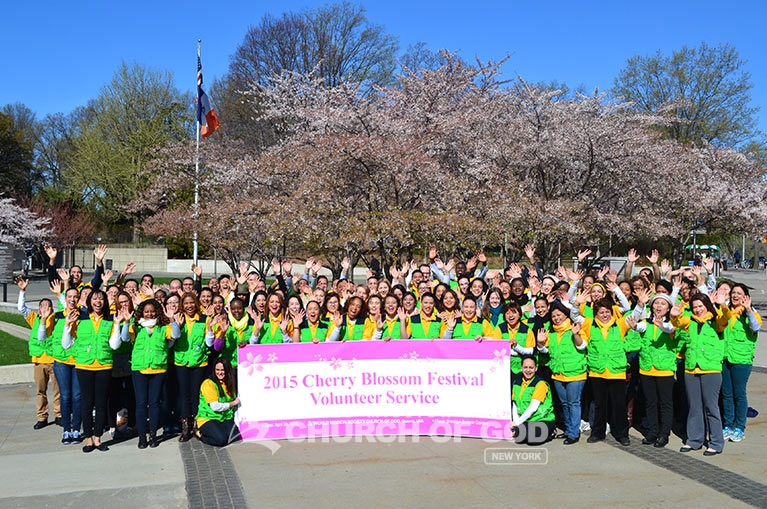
[0,197,50,246]
[136,51,767,274]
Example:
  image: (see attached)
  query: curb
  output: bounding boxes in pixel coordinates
[0,364,34,385]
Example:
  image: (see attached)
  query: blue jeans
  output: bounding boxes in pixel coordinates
[553,379,585,439]
[721,361,752,430]
[132,371,166,435]
[53,362,81,432]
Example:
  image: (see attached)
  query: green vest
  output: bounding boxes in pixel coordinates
[28,316,51,358]
[587,322,627,374]
[637,323,679,373]
[300,321,330,342]
[51,311,77,363]
[131,324,170,372]
[723,312,759,365]
[259,318,284,344]
[683,318,724,372]
[175,317,208,367]
[547,326,587,377]
[410,314,442,340]
[341,317,365,341]
[196,380,235,423]
[500,322,530,374]
[380,319,403,340]
[224,322,253,367]
[513,375,555,422]
[73,316,115,366]
[624,329,643,353]
[452,319,484,340]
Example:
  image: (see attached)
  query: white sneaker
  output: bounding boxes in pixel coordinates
[606,423,611,434]
[580,420,591,432]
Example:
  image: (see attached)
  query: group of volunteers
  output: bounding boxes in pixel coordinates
[18,243,759,456]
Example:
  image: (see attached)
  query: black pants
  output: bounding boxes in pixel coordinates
[176,365,206,418]
[514,421,554,445]
[591,377,628,440]
[641,374,675,440]
[76,369,112,438]
[108,375,136,428]
[199,419,240,447]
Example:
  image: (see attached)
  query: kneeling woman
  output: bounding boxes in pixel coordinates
[196,357,241,447]
[511,356,555,445]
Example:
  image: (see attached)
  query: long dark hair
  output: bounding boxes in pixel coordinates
[211,357,237,398]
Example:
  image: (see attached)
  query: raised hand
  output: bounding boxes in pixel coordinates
[635,287,652,305]
[660,259,671,276]
[429,245,438,260]
[536,329,548,348]
[282,260,293,274]
[397,307,408,322]
[57,268,69,282]
[15,276,28,291]
[401,260,410,274]
[444,258,455,274]
[627,248,639,263]
[524,244,536,262]
[123,262,136,276]
[626,315,638,330]
[280,313,296,334]
[606,269,618,285]
[271,259,281,276]
[311,259,323,275]
[340,257,350,272]
[305,256,315,271]
[597,265,610,281]
[44,245,58,263]
[65,309,79,325]
[50,279,63,296]
[333,311,344,328]
[102,270,114,286]
[703,256,714,273]
[743,295,752,310]
[670,304,682,318]
[477,251,487,264]
[577,249,592,262]
[192,263,202,278]
[389,265,401,280]
[93,244,108,264]
[507,263,522,279]
[571,322,582,336]
[647,249,660,264]
[248,274,260,292]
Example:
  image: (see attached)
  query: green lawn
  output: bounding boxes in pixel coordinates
[0,311,31,329]
[0,330,31,366]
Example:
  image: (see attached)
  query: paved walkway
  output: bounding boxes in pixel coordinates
[1,267,766,507]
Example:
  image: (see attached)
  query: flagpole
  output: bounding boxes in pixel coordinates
[194,39,201,268]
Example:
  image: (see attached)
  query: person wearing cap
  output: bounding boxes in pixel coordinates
[627,289,679,448]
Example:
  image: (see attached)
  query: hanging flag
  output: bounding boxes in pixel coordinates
[197,53,220,138]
